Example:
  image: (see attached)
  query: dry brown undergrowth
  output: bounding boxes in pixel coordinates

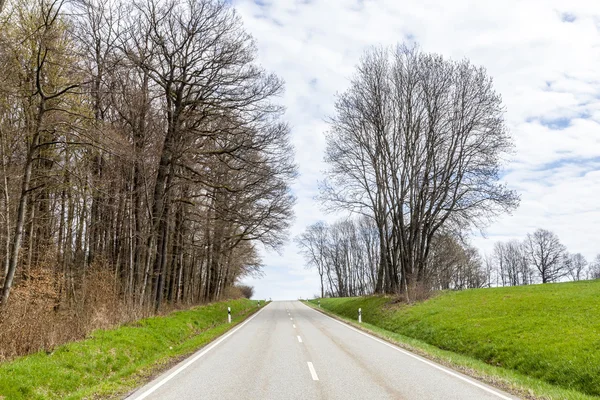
[0,266,200,362]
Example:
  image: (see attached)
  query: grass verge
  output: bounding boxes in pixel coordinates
[0,298,265,400]
[306,283,600,400]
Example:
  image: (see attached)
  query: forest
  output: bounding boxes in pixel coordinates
[299,218,600,299]
[0,0,295,359]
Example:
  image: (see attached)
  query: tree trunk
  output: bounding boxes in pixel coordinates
[1,101,44,306]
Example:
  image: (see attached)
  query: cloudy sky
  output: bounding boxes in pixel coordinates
[235,0,600,300]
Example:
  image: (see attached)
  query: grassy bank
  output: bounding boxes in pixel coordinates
[309,280,600,399]
[0,298,263,400]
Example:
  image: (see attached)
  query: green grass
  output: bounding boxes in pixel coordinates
[309,280,600,399]
[0,298,264,400]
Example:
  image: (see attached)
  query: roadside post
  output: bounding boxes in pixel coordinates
[318,300,321,308]
[228,307,231,323]
[358,308,362,323]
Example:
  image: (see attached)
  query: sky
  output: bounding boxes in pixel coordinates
[235,0,600,300]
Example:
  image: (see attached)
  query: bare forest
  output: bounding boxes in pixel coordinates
[0,0,295,360]
[299,218,600,299]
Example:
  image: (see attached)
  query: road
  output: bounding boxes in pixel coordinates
[127,301,518,400]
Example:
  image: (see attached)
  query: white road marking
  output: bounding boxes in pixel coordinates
[301,302,514,400]
[307,362,319,381]
[290,317,293,320]
[131,306,266,400]
[293,324,296,328]
[297,335,303,343]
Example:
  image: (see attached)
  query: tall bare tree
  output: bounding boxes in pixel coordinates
[320,44,518,297]
[296,222,329,299]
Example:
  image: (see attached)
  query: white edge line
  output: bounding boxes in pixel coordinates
[300,302,513,400]
[131,306,267,400]
[297,335,303,343]
[307,361,319,380]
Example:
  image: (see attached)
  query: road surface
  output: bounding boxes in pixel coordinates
[127,301,518,400]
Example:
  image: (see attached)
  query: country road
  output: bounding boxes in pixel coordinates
[127,301,518,400]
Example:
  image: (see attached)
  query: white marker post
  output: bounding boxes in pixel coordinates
[358,308,362,324]
[228,307,231,324]
[318,300,321,308]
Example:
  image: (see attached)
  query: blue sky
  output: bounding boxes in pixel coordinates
[236,0,600,300]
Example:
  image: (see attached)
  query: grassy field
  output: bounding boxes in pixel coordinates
[0,298,263,400]
[310,280,600,399]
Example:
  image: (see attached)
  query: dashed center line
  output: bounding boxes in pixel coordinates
[307,362,319,381]
[297,335,303,343]
[290,317,293,320]
[293,324,296,328]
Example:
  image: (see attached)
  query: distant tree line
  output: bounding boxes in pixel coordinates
[298,217,489,298]
[297,217,380,298]
[488,228,600,286]
[0,0,295,311]
[300,221,600,298]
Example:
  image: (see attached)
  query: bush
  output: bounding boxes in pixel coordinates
[0,266,144,361]
[236,285,254,299]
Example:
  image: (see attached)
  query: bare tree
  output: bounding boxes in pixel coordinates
[564,253,587,281]
[119,0,293,310]
[482,253,495,288]
[296,222,329,298]
[297,217,381,298]
[589,254,600,280]
[427,233,465,289]
[1,0,80,306]
[491,240,531,286]
[524,229,567,284]
[320,44,518,297]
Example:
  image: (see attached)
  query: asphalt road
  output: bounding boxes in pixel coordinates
[127,301,519,400]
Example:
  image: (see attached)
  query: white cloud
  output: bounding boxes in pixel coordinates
[236,0,600,299]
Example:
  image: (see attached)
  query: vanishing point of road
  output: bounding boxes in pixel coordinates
[127,301,519,400]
